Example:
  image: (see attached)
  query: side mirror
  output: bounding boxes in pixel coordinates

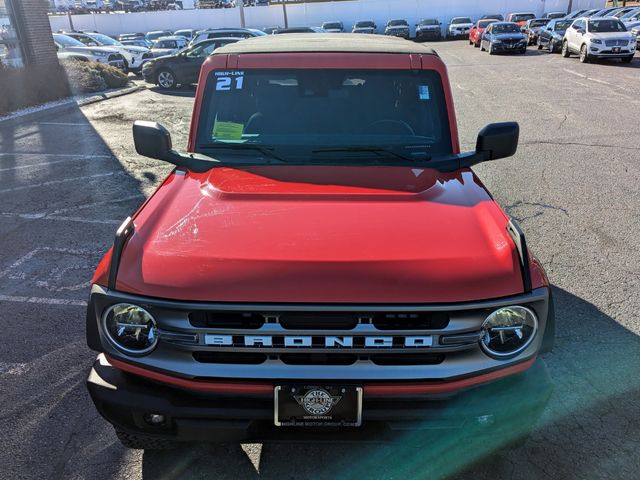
[133,120,218,172]
[475,122,519,161]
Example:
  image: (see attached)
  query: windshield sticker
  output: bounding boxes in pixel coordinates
[215,71,245,91]
[418,85,430,101]
[212,121,244,141]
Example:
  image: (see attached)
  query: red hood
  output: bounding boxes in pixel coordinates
[114,166,524,303]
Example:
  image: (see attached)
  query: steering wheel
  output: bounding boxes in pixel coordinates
[363,119,416,136]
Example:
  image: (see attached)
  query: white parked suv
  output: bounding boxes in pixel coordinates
[64,31,154,73]
[562,17,636,63]
[53,34,126,69]
[447,17,474,39]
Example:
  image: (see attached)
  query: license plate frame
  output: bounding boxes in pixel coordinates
[274,385,363,427]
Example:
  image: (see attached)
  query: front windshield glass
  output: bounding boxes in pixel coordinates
[452,18,472,24]
[554,21,572,31]
[54,34,85,47]
[589,19,627,32]
[323,22,342,29]
[493,23,521,33]
[388,20,408,26]
[530,20,548,27]
[478,20,495,28]
[90,33,121,46]
[513,14,535,22]
[356,21,375,28]
[196,69,452,164]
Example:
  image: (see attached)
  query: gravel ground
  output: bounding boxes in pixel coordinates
[0,41,639,480]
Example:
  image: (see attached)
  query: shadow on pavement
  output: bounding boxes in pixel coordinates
[139,286,640,480]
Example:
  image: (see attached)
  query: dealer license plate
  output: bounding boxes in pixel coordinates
[613,47,621,53]
[274,385,363,427]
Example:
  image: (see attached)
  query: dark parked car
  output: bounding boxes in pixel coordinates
[480,22,528,54]
[564,9,588,20]
[384,19,410,38]
[536,19,572,52]
[142,37,239,89]
[415,18,442,41]
[480,14,504,21]
[352,20,377,34]
[522,18,550,45]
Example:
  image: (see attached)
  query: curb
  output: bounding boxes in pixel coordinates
[0,84,146,128]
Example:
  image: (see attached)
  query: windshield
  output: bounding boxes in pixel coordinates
[554,21,572,31]
[356,21,375,28]
[323,22,342,29]
[388,20,408,26]
[478,20,495,28]
[153,40,177,49]
[89,33,121,46]
[419,19,438,26]
[196,69,452,164]
[493,23,521,33]
[530,20,548,27]
[53,34,85,47]
[589,19,627,32]
[452,18,472,24]
[147,31,168,40]
[513,14,535,22]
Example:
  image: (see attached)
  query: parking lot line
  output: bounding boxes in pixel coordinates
[0,212,122,225]
[38,122,94,126]
[0,171,123,194]
[0,294,87,306]
[0,153,113,158]
[0,156,112,173]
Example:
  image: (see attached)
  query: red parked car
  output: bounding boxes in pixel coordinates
[86,34,554,449]
[506,12,536,27]
[470,18,499,47]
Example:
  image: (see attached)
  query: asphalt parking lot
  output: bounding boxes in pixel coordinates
[1,40,639,479]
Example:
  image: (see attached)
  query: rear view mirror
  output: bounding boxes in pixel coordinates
[476,122,519,161]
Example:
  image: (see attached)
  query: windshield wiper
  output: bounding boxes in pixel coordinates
[199,144,287,163]
[311,146,419,162]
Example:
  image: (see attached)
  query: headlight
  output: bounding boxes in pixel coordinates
[591,39,602,45]
[90,50,108,57]
[480,306,538,358]
[102,303,158,355]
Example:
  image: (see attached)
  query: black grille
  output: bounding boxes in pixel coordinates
[190,311,264,329]
[280,354,357,366]
[142,52,153,59]
[193,352,266,364]
[371,354,445,366]
[372,311,449,330]
[189,310,449,330]
[108,53,124,61]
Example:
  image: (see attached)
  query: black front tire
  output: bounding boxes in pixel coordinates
[115,428,178,450]
[561,40,570,57]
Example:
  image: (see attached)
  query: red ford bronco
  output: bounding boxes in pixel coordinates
[86,34,554,449]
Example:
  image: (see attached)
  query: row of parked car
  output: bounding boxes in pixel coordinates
[464,7,639,64]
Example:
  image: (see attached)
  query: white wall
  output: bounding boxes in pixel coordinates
[49,0,606,37]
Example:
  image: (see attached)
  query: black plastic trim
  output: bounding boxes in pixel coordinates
[506,218,532,293]
[108,217,135,290]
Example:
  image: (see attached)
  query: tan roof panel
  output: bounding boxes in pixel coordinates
[214,33,438,55]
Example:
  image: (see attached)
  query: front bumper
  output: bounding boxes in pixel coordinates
[588,44,635,57]
[416,30,441,41]
[491,42,527,53]
[385,30,410,38]
[448,29,470,38]
[88,354,552,443]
